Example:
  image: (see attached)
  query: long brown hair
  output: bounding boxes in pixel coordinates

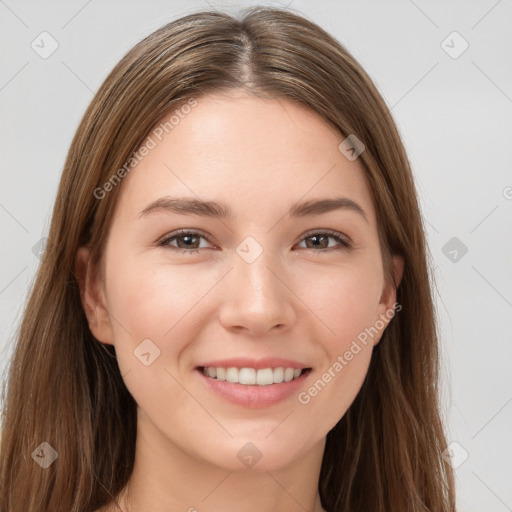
[0,6,456,511]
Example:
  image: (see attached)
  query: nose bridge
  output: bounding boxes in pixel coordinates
[239,246,278,299]
[235,235,284,304]
[219,234,295,333]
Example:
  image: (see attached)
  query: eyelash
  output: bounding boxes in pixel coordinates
[157,228,352,255]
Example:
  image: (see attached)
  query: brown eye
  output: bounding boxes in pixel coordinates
[297,230,351,252]
[157,228,351,255]
[158,230,213,254]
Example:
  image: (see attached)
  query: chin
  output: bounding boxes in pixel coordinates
[199,437,311,473]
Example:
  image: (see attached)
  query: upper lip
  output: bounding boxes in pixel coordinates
[197,357,311,370]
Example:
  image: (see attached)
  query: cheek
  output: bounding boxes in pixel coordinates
[297,341,373,436]
[293,263,381,426]
[297,271,377,428]
[103,257,208,421]
[303,258,383,346]
[102,250,214,393]
[106,253,207,339]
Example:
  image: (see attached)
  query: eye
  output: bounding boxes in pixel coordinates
[157,229,214,254]
[157,228,351,254]
[296,229,352,253]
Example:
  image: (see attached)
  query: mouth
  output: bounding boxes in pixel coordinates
[198,366,312,386]
[194,357,313,407]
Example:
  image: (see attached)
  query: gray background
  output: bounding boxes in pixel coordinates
[1,1,511,510]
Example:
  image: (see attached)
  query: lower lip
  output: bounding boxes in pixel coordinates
[196,368,311,408]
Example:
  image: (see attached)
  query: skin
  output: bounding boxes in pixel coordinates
[76,90,403,512]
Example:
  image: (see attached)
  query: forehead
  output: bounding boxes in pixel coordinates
[111,92,376,227]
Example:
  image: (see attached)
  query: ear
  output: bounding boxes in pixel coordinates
[374,254,404,346]
[75,246,114,345]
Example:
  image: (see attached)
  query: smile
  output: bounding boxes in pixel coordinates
[201,366,309,385]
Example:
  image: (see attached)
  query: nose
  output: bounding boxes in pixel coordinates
[218,248,296,337]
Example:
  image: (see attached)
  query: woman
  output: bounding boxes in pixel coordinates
[0,6,456,512]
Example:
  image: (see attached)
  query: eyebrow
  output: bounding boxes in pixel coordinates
[138,196,368,223]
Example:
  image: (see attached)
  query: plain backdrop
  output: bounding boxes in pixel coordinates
[1,1,511,510]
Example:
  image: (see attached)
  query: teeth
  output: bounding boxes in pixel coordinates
[273,367,284,383]
[240,368,256,385]
[256,368,273,385]
[226,367,238,383]
[284,368,294,382]
[202,366,305,385]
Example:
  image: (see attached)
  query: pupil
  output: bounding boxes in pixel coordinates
[309,235,326,248]
[181,235,197,248]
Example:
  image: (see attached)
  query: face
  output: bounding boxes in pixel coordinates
[77,91,403,472]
